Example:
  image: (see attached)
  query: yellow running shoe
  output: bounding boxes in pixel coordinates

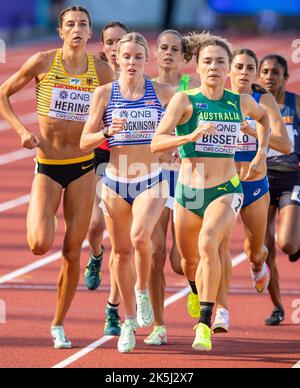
[187,292,200,319]
[192,323,213,351]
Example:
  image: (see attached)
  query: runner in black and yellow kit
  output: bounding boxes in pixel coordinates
[0,6,113,349]
[152,33,270,351]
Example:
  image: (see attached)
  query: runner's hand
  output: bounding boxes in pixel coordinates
[244,153,267,181]
[20,130,39,150]
[108,118,126,136]
[241,120,256,137]
[188,122,216,143]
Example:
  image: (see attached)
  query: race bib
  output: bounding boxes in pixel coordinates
[49,87,93,122]
[111,108,158,143]
[291,186,300,204]
[196,121,240,156]
[236,120,257,153]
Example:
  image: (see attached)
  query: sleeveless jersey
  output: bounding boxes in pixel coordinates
[103,79,163,148]
[267,91,300,171]
[235,91,262,162]
[176,89,243,159]
[36,49,99,122]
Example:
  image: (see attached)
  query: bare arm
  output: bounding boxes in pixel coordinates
[80,85,126,152]
[241,94,270,180]
[151,92,216,154]
[0,52,50,149]
[241,93,291,154]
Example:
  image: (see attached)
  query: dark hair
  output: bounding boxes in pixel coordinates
[59,6,92,29]
[156,30,187,59]
[101,21,130,42]
[232,48,258,70]
[251,83,268,94]
[259,54,289,78]
[184,32,233,64]
[99,21,130,61]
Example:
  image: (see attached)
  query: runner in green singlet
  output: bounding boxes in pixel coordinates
[151,32,270,352]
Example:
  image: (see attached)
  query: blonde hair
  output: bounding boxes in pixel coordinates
[183,32,233,63]
[117,32,149,59]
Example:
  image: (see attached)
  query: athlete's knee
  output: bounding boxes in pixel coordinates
[87,221,104,242]
[131,230,151,252]
[199,235,218,259]
[62,245,82,265]
[277,238,298,255]
[28,235,52,256]
[113,249,132,266]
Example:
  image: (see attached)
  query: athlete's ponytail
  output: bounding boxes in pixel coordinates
[251,83,268,94]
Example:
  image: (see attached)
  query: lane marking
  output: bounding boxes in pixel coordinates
[0,194,30,213]
[52,253,248,369]
[0,112,37,133]
[292,361,300,368]
[0,149,36,166]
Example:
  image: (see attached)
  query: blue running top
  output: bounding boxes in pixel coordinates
[235,91,262,162]
[103,79,163,148]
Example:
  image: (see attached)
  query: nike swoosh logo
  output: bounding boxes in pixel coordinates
[82,163,94,171]
[147,180,160,189]
[55,75,67,80]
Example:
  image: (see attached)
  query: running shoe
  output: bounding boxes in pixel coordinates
[187,292,200,319]
[144,326,167,346]
[212,308,229,333]
[50,326,72,349]
[251,262,271,293]
[192,323,213,351]
[135,289,154,328]
[85,246,104,291]
[104,306,121,336]
[265,307,285,326]
[118,319,138,353]
[289,249,300,263]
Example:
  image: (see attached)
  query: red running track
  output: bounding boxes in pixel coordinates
[0,34,300,369]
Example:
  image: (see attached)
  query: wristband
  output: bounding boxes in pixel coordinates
[102,127,112,139]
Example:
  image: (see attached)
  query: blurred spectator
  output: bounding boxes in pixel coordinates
[196,0,219,30]
[49,0,66,30]
[256,9,281,34]
[163,0,177,29]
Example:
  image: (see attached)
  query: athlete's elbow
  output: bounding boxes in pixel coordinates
[151,138,161,154]
[80,136,91,153]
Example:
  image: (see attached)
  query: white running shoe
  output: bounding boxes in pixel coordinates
[212,308,229,333]
[118,319,138,353]
[251,262,271,293]
[144,326,168,346]
[50,326,72,349]
[135,289,154,328]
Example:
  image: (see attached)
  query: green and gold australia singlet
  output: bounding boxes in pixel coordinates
[176,89,243,159]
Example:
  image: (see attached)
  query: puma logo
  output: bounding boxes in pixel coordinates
[227,100,238,110]
[218,184,229,192]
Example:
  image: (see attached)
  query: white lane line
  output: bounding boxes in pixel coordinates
[52,253,248,369]
[0,194,30,213]
[292,361,300,368]
[0,231,108,285]
[0,149,36,166]
[0,112,37,133]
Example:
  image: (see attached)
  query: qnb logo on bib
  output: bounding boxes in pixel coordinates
[112,109,158,143]
[49,87,93,121]
[196,121,240,155]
